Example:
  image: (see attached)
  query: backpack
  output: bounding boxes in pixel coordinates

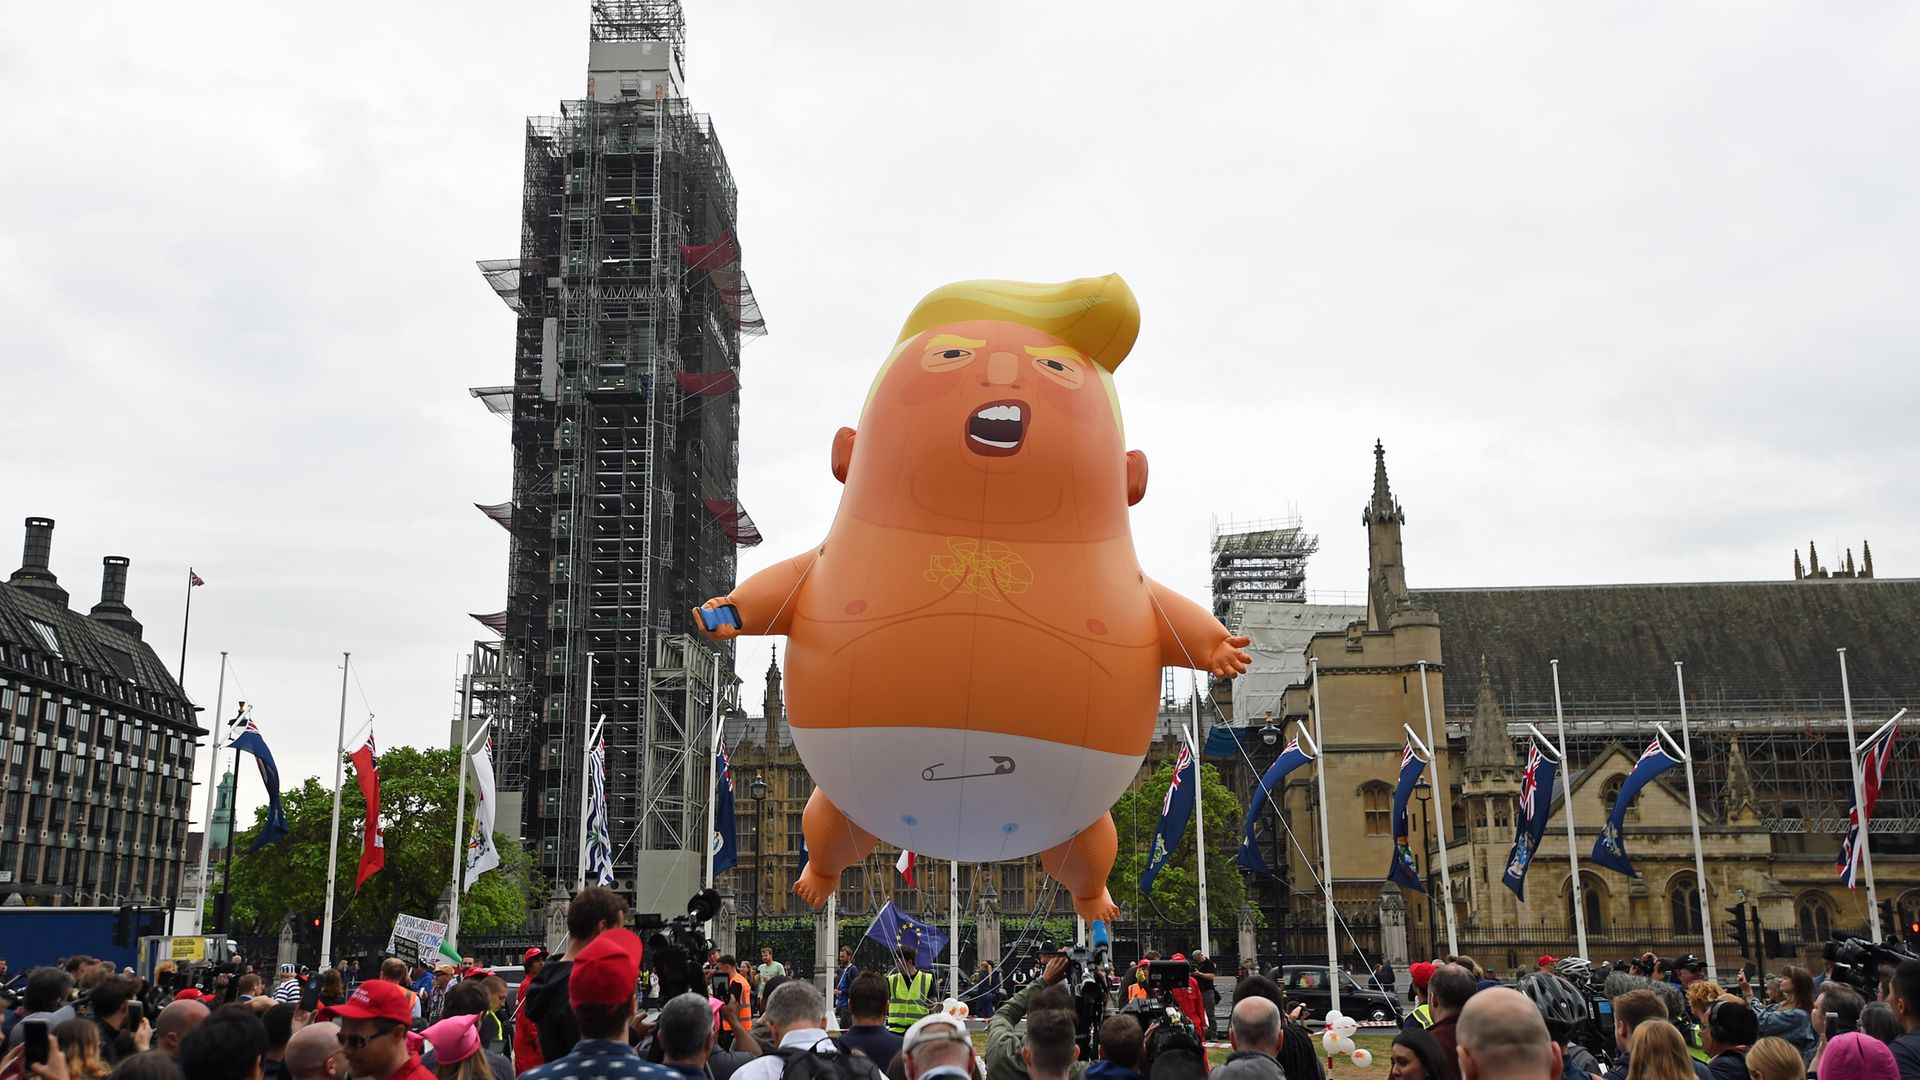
[776,1039,885,1080]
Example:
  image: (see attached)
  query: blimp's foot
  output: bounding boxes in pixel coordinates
[1040,812,1122,925]
[792,788,877,909]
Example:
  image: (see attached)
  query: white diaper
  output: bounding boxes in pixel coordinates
[790,726,1139,862]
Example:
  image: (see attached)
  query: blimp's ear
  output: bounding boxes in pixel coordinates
[832,427,857,483]
[1126,450,1148,505]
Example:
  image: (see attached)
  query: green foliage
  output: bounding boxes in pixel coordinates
[223,745,540,939]
[1107,761,1246,923]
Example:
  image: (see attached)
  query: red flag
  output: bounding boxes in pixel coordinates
[895,848,916,888]
[351,734,384,888]
[189,571,205,586]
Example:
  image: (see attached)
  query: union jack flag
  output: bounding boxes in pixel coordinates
[1519,743,1546,820]
[1840,725,1900,888]
[1162,745,1193,815]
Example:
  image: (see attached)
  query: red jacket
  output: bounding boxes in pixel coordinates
[512,991,543,1074]
[1171,978,1205,1032]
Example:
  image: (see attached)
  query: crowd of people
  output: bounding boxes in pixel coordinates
[1385,949,1920,1080]
[18,903,1920,1080]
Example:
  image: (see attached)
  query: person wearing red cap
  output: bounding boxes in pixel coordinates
[512,950,547,1076]
[521,929,676,1080]
[322,979,433,1080]
[1404,962,1438,1031]
[521,886,631,1063]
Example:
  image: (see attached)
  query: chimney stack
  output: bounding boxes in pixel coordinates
[7,517,69,607]
[90,555,143,640]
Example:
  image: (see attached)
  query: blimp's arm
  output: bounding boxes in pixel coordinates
[1146,577,1253,678]
[693,547,820,641]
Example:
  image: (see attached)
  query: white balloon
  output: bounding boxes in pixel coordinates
[1335,1036,1357,1055]
[1350,1049,1374,1068]
[1325,1009,1345,1023]
[1335,1019,1359,1040]
[1322,1031,1341,1053]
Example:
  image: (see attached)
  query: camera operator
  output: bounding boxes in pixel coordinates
[987,956,1088,1080]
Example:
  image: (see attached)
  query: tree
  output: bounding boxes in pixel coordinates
[1107,760,1246,924]
[222,745,539,938]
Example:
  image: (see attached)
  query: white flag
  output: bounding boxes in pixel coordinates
[464,738,501,885]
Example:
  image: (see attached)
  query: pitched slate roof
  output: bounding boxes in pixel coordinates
[0,581,195,727]
[1409,577,1920,715]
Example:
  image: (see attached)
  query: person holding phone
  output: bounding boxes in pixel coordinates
[89,978,146,1065]
[5,971,76,1053]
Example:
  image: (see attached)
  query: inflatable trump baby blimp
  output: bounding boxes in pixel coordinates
[694,274,1250,924]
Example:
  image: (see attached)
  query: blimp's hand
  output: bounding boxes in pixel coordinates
[1208,635,1253,678]
[692,597,744,641]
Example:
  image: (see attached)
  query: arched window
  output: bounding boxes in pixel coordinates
[1362,782,1393,836]
[1601,774,1628,817]
[1799,895,1834,941]
[1669,873,1702,934]
[1568,874,1608,933]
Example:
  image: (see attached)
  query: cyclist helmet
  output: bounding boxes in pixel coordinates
[1518,971,1591,1037]
[1554,957,1593,983]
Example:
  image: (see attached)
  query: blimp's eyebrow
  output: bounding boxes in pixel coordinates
[925,334,986,351]
[1024,344,1087,364]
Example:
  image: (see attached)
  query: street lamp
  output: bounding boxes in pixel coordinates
[749,773,768,965]
[1413,778,1437,961]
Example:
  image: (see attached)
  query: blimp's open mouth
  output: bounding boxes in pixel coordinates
[965,400,1027,457]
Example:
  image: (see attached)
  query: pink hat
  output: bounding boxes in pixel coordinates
[1818,1033,1897,1080]
[422,1015,482,1066]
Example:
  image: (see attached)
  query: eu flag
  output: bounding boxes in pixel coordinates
[1501,740,1560,900]
[1236,737,1314,876]
[864,901,949,968]
[1590,737,1682,878]
[1138,742,1197,896]
[712,736,739,875]
[229,718,289,853]
[1387,740,1426,892]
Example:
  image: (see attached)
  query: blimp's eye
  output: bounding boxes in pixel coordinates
[1041,359,1067,371]
[943,349,968,359]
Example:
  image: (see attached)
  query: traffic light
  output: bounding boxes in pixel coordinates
[1726,902,1751,957]
[113,904,135,948]
[1880,900,1897,940]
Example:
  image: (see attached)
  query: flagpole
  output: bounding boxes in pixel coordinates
[449,659,475,942]
[705,650,723,891]
[218,704,247,934]
[1416,662,1457,958]
[949,860,960,992]
[1309,657,1339,1016]
[321,653,350,969]
[577,652,597,894]
[1190,673,1211,956]
[826,889,838,1024]
[193,653,228,932]
[1840,648,1882,942]
[1551,661,1588,962]
[1674,662,1716,981]
[176,569,195,686]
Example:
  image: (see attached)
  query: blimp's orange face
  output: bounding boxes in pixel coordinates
[841,319,1133,543]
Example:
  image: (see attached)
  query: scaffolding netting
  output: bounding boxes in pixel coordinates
[474,502,514,531]
[469,386,515,417]
[470,611,508,635]
[674,371,740,396]
[702,498,763,546]
[475,260,525,315]
[707,268,766,337]
[680,234,740,273]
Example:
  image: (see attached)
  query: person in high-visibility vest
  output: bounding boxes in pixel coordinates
[886,946,934,1034]
[717,955,754,1026]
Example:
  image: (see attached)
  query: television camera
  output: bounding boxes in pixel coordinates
[1823,933,1919,994]
[1117,960,1204,1071]
[644,888,723,1000]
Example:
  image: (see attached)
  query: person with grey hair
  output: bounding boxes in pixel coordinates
[900,1014,974,1080]
[1212,997,1283,1080]
[727,982,883,1080]
[656,993,717,1079]
[1457,987,1562,1080]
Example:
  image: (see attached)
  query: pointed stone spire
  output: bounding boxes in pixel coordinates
[1725,736,1759,823]
[1793,549,1805,580]
[1863,540,1875,579]
[763,645,784,749]
[1808,541,1824,578]
[1363,440,1404,528]
[1465,656,1518,774]
[1362,441,1413,630]
[1845,548,1857,577]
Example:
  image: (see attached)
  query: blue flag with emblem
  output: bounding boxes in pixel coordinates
[1236,737,1314,876]
[711,733,738,875]
[864,900,949,968]
[229,716,289,853]
[1138,741,1198,895]
[1590,737,1683,878]
[1501,739,1560,900]
[1387,739,1427,892]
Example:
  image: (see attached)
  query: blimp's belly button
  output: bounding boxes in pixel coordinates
[844,599,867,615]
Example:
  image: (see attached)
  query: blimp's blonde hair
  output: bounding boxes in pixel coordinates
[893,274,1140,372]
[865,275,1140,428]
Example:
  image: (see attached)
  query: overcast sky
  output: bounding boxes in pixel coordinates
[4,2,1915,830]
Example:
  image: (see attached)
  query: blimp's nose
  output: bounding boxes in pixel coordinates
[982,351,1022,388]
